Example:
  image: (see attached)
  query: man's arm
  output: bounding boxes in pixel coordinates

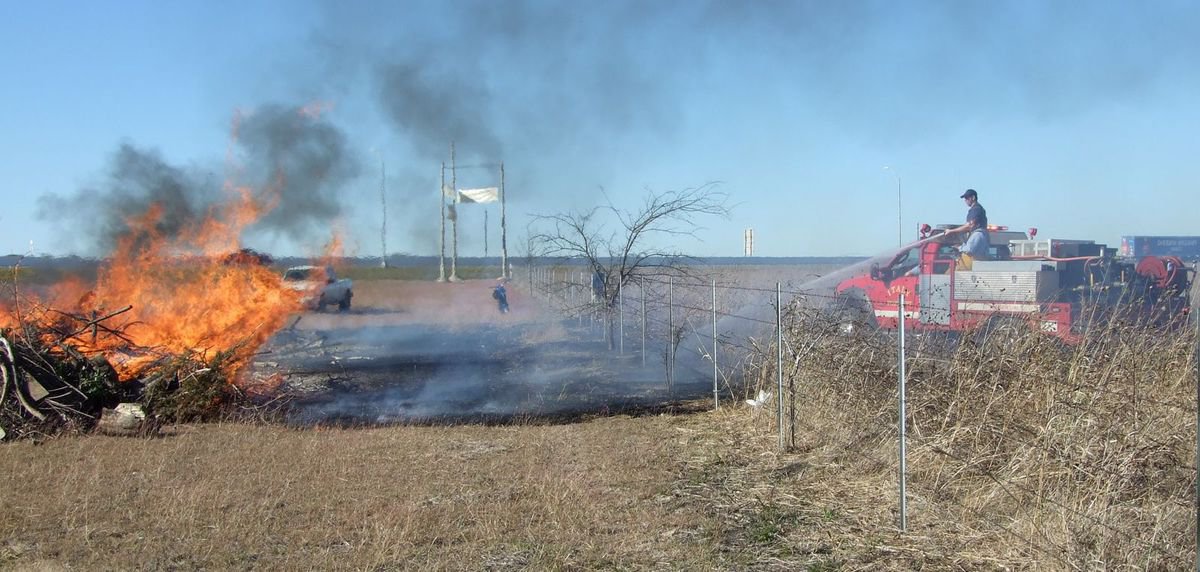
[946,211,982,237]
[944,220,977,237]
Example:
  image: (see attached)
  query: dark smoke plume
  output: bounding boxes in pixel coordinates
[237,104,362,242]
[38,104,361,254]
[376,61,502,163]
[36,143,216,254]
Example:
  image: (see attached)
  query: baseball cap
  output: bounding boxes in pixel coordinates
[959,189,977,199]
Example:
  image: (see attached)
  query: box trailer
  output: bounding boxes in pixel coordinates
[1120,236,1200,261]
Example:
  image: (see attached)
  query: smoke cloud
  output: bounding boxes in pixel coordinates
[36,143,216,253]
[237,104,362,242]
[38,104,361,255]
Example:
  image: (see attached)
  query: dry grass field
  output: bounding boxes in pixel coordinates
[3,265,1198,570]
[0,413,740,571]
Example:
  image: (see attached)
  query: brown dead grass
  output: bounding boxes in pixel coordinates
[725,302,1198,570]
[0,413,732,571]
[4,268,1196,571]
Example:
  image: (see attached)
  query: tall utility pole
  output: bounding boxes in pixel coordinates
[449,142,460,282]
[437,162,446,282]
[884,166,902,246]
[500,162,509,279]
[379,159,388,268]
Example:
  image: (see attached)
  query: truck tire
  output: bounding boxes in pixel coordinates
[338,292,352,312]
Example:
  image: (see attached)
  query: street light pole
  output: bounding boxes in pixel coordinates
[370,147,388,268]
[884,166,902,246]
[379,158,388,268]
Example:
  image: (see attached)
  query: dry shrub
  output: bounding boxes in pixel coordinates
[2,324,270,438]
[742,300,1196,568]
[138,350,240,423]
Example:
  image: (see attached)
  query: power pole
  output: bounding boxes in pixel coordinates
[437,162,446,282]
[883,166,903,246]
[500,161,509,279]
[449,141,460,282]
[897,176,903,246]
[379,159,388,268]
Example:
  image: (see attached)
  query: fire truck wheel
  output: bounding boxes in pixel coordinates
[834,290,877,336]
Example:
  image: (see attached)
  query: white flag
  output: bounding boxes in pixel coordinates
[457,187,500,204]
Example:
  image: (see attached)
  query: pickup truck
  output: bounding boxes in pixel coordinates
[282,265,353,311]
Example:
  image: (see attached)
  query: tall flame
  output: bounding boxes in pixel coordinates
[0,105,352,383]
[2,184,302,381]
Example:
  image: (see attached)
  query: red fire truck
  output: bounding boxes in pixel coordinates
[832,224,1193,342]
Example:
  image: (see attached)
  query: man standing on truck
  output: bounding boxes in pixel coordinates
[943,188,989,270]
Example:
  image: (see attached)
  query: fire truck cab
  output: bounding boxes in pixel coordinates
[833,224,1192,342]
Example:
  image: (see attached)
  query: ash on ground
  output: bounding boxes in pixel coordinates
[250,320,711,425]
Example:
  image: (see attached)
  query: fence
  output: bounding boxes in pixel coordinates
[518,261,1199,569]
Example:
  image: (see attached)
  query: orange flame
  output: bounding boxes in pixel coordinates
[2,186,301,381]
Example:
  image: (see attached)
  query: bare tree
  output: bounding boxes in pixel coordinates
[529,183,730,349]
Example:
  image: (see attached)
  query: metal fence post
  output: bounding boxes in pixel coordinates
[641,278,647,368]
[777,283,785,450]
[667,276,674,387]
[898,292,908,532]
[1194,309,1199,571]
[619,279,624,354]
[712,279,719,409]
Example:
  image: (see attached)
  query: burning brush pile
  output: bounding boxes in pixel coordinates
[1,194,303,440]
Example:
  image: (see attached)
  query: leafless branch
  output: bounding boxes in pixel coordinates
[528,182,730,348]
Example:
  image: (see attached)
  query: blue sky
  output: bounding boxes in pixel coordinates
[1,0,1197,258]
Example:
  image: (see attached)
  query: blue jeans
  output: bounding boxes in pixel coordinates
[960,230,990,259]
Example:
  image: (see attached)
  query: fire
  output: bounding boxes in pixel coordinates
[0,104,348,385]
[2,185,302,381]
